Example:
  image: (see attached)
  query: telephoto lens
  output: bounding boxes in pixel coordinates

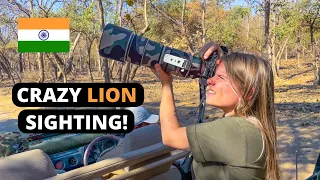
[99,23,204,79]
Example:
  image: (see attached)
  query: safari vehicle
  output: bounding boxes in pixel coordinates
[0,120,189,180]
[2,120,319,180]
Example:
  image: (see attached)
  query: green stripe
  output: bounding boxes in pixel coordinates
[18,41,70,52]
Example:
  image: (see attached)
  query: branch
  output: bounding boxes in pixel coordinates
[47,0,60,14]
[276,37,289,61]
[119,0,123,27]
[150,2,181,27]
[8,0,31,17]
[201,0,206,44]
[139,0,150,36]
[37,0,47,15]
[181,0,186,26]
[128,18,137,33]
[310,4,320,27]
[37,0,59,17]
[52,53,64,66]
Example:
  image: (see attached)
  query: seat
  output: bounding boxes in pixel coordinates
[0,149,57,180]
[98,124,182,180]
[122,124,181,180]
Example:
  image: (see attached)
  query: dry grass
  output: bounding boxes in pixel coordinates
[0,58,319,179]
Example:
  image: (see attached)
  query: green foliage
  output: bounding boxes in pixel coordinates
[57,1,99,37]
[1,0,319,59]
[126,0,135,7]
[206,6,249,49]
[230,6,250,20]
[125,14,131,20]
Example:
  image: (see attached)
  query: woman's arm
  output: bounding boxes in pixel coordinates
[153,64,189,149]
[160,83,189,149]
[152,41,223,149]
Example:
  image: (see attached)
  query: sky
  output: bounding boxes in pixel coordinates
[231,0,248,7]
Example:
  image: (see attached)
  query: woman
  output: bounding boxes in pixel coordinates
[151,41,280,180]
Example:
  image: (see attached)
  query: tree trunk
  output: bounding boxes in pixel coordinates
[264,0,272,62]
[19,53,23,73]
[56,33,81,80]
[310,26,315,56]
[110,60,116,79]
[302,46,305,62]
[268,4,278,79]
[38,52,45,83]
[95,41,102,76]
[79,50,83,71]
[102,58,110,83]
[27,53,31,71]
[271,42,278,78]
[246,13,250,41]
[297,27,301,67]
[117,62,123,82]
[130,65,139,81]
[123,0,149,83]
[87,45,94,83]
[317,66,320,85]
[138,0,150,36]
[181,0,194,54]
[122,62,131,83]
[98,56,102,76]
[46,54,58,81]
[275,37,289,74]
[285,45,287,61]
[201,0,206,44]
[0,68,3,82]
[119,0,123,27]
[50,54,67,83]
[88,60,93,82]
[309,26,319,84]
[97,0,110,83]
[0,52,18,84]
[53,62,58,81]
[87,49,94,82]
[0,61,15,84]
[86,38,94,82]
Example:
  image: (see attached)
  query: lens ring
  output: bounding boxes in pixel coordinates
[38,30,49,41]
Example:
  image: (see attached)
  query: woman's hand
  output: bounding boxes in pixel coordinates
[151,64,173,85]
[199,41,224,65]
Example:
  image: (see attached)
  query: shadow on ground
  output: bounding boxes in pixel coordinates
[276,102,320,179]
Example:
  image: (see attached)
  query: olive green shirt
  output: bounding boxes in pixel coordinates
[186,117,266,180]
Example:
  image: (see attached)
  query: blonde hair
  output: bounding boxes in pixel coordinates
[222,52,280,180]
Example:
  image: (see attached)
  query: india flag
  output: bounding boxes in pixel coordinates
[18,18,70,52]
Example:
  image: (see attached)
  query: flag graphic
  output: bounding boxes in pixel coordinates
[18,18,70,52]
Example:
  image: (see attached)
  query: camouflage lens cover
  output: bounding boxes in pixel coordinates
[99,24,134,63]
[0,132,29,158]
[99,23,203,79]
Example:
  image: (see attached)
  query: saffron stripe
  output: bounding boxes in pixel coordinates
[18,18,69,29]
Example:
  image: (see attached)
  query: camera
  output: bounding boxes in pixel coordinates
[99,24,227,79]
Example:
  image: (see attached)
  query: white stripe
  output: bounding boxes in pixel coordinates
[18,29,69,41]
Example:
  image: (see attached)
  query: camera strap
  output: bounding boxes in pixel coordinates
[179,52,219,180]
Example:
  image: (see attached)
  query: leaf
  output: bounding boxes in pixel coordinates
[126,0,134,7]
[125,14,131,20]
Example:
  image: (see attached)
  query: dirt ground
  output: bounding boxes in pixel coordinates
[0,58,319,180]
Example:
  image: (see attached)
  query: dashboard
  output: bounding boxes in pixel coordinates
[49,138,118,171]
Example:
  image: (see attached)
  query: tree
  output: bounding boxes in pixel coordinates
[151,0,195,54]
[300,0,320,84]
[97,0,110,83]
[122,0,150,83]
